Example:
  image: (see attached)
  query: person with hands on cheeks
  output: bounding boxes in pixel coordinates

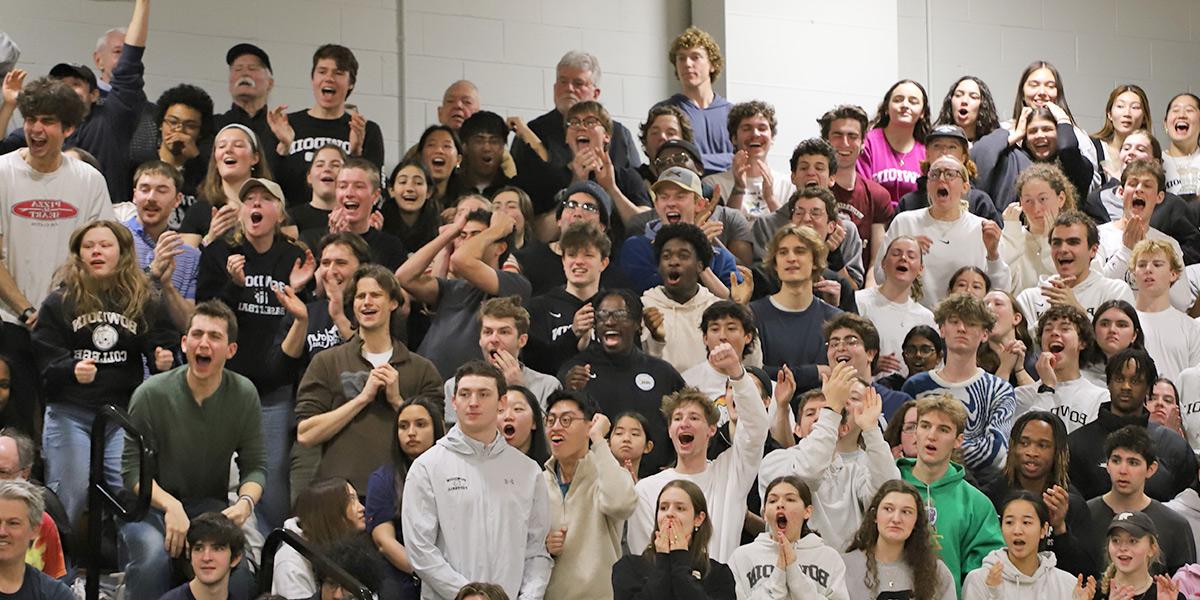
[265,44,383,204]
[441,297,560,423]
[32,220,179,537]
[627,341,769,563]
[706,100,795,219]
[124,161,202,330]
[841,480,958,600]
[1095,511,1186,600]
[823,312,914,419]
[147,85,213,209]
[118,301,264,600]
[541,391,638,600]
[982,412,1094,577]
[759,361,901,553]
[1000,164,1076,292]
[1145,379,1185,442]
[962,491,1095,600]
[612,479,736,600]
[876,153,1010,310]
[729,476,850,599]
[295,265,442,493]
[196,176,314,528]
[1015,211,1134,339]
[1014,305,1109,433]
[982,289,1041,389]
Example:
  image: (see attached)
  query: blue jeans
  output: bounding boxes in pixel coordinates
[119,502,254,600]
[257,386,294,531]
[43,402,124,534]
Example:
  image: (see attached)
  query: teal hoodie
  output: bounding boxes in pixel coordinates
[897,458,1004,597]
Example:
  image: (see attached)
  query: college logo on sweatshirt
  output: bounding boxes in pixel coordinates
[446,476,468,492]
[12,199,79,222]
[745,563,829,588]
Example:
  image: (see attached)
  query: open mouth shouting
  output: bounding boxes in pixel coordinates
[248,209,264,225]
[27,133,48,153]
[549,431,565,447]
[575,135,591,149]
[320,85,338,102]
[676,431,696,450]
[192,351,213,370]
[774,511,788,532]
[601,328,623,348]
[664,268,683,286]
[1173,119,1192,138]
[501,423,517,440]
[933,183,951,199]
[663,211,683,225]
[832,351,852,364]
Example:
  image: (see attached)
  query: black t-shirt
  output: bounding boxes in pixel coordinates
[288,203,332,234]
[298,227,406,271]
[276,110,384,205]
[0,565,74,600]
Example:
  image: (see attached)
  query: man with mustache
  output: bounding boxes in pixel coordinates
[124,160,200,330]
[214,43,279,173]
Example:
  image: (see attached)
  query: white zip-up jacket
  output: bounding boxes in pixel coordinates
[728,531,849,599]
[962,548,1079,600]
[627,374,769,562]
[758,410,900,552]
[402,425,552,600]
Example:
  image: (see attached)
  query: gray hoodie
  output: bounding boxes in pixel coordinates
[1167,488,1200,556]
[728,531,849,599]
[961,548,1078,600]
[402,425,552,600]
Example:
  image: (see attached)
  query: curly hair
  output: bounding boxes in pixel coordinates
[653,222,713,269]
[668,27,723,82]
[638,104,695,154]
[1094,84,1152,141]
[870,80,932,143]
[1015,163,1078,213]
[17,77,86,129]
[726,100,777,147]
[155,84,215,141]
[847,480,942,600]
[789,138,839,176]
[934,292,996,331]
[56,221,152,326]
[660,386,719,426]
[934,76,1000,141]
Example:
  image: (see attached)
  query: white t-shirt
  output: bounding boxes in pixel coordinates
[704,168,796,221]
[854,286,937,377]
[1096,223,1194,311]
[1016,272,1134,338]
[1165,149,1200,196]
[0,151,112,322]
[1014,377,1108,433]
[1137,307,1200,383]
[878,208,1011,308]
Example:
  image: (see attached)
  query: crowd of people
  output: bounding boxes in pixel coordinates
[4,3,1200,599]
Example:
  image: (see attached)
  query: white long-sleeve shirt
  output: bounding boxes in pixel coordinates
[1138,307,1200,384]
[402,426,552,600]
[1096,223,1194,311]
[1016,272,1134,338]
[626,375,769,562]
[757,409,901,553]
[854,287,937,378]
[1014,377,1108,433]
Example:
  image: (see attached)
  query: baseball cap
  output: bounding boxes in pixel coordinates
[239,178,285,203]
[652,166,704,197]
[927,124,969,146]
[655,139,703,166]
[49,63,97,91]
[1107,511,1157,538]
[226,43,273,73]
[0,33,19,78]
[559,181,612,225]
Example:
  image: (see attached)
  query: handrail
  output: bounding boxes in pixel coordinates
[86,404,156,600]
[258,528,373,600]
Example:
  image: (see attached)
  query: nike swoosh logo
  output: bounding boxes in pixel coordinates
[939,240,951,244]
[550,312,562,318]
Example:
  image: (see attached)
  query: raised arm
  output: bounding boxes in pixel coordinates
[125,0,150,47]
[449,211,516,296]
[395,212,464,305]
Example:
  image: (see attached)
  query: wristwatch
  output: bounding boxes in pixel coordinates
[17,307,34,324]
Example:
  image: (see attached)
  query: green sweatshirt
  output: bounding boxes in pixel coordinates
[122,366,266,501]
[897,458,1004,597]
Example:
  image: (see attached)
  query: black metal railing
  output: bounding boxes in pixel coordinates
[258,529,373,600]
[86,405,155,600]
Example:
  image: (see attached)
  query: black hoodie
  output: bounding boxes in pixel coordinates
[1066,402,1198,501]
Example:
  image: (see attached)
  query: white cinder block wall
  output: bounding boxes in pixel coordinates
[3,0,403,167]
[897,0,1200,136]
[400,0,690,156]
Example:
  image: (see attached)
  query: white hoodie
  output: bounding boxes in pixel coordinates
[961,548,1079,600]
[1166,488,1200,556]
[401,425,552,600]
[271,517,315,599]
[758,410,901,553]
[728,531,850,600]
[627,375,769,562]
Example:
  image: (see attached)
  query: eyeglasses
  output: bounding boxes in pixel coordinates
[596,309,632,322]
[566,117,603,129]
[792,208,828,220]
[927,168,964,181]
[826,335,862,349]
[163,116,201,132]
[901,423,917,433]
[561,199,599,213]
[546,412,586,428]
[903,344,938,356]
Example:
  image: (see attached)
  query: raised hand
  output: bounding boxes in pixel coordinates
[643,307,666,342]
[1073,574,1096,600]
[348,108,367,156]
[571,303,594,338]
[1,69,26,107]
[854,385,883,431]
[709,342,743,378]
[565,364,592,391]
[821,361,856,413]
[985,560,1003,588]
[490,348,524,386]
[773,364,796,410]
[153,346,174,371]
[267,105,294,153]
[1043,485,1069,534]
[207,203,240,244]
[274,285,308,321]
[226,254,247,287]
[290,249,317,290]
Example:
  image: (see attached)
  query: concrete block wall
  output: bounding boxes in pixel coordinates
[401,0,691,157]
[3,0,403,170]
[897,0,1200,135]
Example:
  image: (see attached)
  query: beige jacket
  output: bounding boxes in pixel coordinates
[542,442,637,600]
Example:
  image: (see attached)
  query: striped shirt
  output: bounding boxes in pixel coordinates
[122,216,200,300]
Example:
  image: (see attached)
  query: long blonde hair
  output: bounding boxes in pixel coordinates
[56,221,152,325]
